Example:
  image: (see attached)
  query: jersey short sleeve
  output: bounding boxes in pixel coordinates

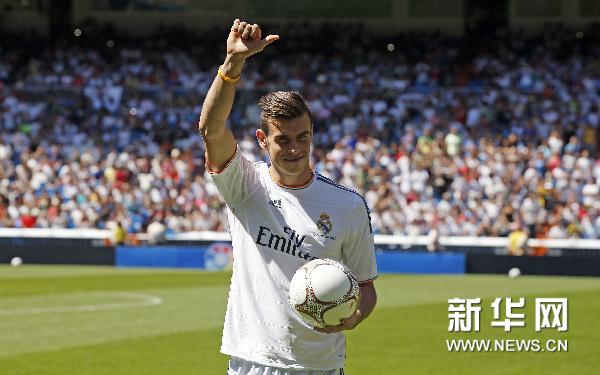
[342,200,378,283]
[208,146,261,208]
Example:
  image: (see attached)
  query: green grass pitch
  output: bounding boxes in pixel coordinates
[1,265,599,374]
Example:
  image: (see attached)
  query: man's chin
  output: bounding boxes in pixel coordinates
[281,167,305,176]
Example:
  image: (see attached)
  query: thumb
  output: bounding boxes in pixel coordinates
[262,34,279,47]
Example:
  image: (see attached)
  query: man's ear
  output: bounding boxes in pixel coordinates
[256,129,268,149]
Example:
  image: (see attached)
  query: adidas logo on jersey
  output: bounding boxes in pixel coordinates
[268,199,282,209]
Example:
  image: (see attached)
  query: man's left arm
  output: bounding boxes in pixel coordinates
[315,199,378,334]
[356,280,377,324]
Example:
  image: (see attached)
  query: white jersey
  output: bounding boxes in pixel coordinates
[209,147,377,370]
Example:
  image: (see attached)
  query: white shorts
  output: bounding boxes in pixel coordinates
[227,357,344,375]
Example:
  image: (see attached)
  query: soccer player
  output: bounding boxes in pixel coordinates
[199,19,378,374]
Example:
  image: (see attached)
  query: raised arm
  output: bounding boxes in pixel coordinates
[199,19,279,173]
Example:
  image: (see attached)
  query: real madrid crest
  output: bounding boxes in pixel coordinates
[316,212,333,235]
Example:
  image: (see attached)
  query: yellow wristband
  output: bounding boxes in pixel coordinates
[217,67,241,84]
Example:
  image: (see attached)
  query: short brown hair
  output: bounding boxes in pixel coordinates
[257,91,312,135]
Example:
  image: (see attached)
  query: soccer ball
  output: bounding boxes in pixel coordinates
[289,258,360,328]
[10,257,23,267]
[508,267,521,278]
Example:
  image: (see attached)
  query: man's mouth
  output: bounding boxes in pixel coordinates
[283,155,304,162]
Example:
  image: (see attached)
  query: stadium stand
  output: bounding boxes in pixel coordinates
[0,22,599,243]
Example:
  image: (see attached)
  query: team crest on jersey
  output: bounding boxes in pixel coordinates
[316,213,333,234]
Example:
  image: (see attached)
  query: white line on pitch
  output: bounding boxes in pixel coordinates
[0,292,163,315]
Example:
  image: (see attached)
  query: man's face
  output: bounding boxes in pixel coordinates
[257,113,312,179]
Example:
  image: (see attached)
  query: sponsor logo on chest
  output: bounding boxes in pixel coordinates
[255,225,319,261]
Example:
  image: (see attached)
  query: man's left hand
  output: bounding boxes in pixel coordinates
[314,309,362,334]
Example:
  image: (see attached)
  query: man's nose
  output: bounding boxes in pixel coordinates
[288,140,300,152]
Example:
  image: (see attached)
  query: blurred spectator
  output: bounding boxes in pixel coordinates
[507,224,529,256]
[113,221,126,245]
[147,221,167,245]
[444,126,461,156]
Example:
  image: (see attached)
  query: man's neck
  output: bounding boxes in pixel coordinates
[269,166,313,188]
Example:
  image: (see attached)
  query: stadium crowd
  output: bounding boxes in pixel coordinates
[0,23,599,240]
